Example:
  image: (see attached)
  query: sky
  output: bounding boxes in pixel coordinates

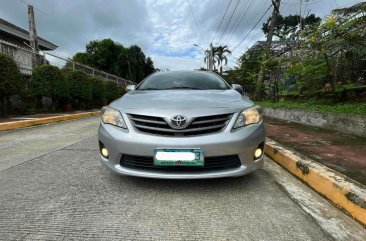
[0,0,363,72]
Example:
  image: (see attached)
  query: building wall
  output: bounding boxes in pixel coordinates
[0,39,42,75]
[13,47,33,75]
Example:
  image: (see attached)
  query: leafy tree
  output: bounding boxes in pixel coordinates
[225,44,265,96]
[294,4,366,91]
[285,58,327,92]
[262,14,321,40]
[0,53,22,115]
[144,57,156,77]
[71,39,156,83]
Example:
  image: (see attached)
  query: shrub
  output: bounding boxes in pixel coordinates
[0,53,23,115]
[104,80,120,102]
[30,65,68,102]
[66,70,92,101]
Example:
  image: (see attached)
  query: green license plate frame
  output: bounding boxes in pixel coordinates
[153,148,204,167]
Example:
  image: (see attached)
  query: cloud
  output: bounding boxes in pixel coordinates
[150,55,203,71]
[0,0,362,72]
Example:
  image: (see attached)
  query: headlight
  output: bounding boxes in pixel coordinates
[101,106,127,129]
[234,106,262,128]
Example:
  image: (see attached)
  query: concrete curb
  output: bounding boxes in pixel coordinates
[0,111,100,132]
[265,138,366,226]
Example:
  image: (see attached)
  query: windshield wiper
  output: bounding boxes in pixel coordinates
[141,88,161,90]
[165,86,201,90]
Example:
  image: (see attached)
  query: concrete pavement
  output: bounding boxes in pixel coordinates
[0,117,100,171]
[0,118,365,240]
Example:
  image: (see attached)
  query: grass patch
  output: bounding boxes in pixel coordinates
[256,101,366,116]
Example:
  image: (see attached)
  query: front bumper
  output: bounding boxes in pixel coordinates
[98,114,265,179]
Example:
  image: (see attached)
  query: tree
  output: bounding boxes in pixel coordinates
[290,4,366,92]
[0,53,22,115]
[262,14,321,40]
[143,57,155,77]
[71,39,156,82]
[226,44,266,96]
[213,45,232,75]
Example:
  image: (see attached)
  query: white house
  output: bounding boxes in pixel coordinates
[0,18,57,75]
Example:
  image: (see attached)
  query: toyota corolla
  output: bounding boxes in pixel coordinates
[98,70,265,179]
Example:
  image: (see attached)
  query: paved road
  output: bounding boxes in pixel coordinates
[0,118,365,240]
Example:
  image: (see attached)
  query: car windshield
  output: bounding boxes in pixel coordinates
[136,71,230,90]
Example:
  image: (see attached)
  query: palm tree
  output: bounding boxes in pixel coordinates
[213,45,231,75]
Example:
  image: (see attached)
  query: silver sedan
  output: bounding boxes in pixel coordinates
[98,70,265,179]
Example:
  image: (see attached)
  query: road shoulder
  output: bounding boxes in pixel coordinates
[265,138,366,226]
[264,157,366,240]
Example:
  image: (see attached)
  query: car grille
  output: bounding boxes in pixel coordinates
[128,113,233,136]
[120,154,242,171]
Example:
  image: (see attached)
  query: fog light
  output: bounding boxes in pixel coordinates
[101,148,109,158]
[254,148,263,159]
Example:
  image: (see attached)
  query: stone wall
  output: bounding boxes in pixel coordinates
[263,107,366,138]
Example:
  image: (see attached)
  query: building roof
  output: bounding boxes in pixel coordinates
[0,18,57,51]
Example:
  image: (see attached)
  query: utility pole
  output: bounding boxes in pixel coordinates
[206,50,209,70]
[208,43,214,71]
[254,0,281,99]
[299,0,305,31]
[28,5,39,69]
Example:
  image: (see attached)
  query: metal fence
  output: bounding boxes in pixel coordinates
[44,52,134,87]
[0,39,133,87]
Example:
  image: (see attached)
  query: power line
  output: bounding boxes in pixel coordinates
[234,3,269,46]
[217,0,242,45]
[18,0,48,15]
[221,0,257,45]
[220,0,252,44]
[185,0,201,36]
[282,0,322,5]
[211,0,234,43]
[231,5,272,53]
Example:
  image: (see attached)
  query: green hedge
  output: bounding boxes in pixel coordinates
[0,53,23,115]
[104,80,120,102]
[0,53,22,98]
[90,76,106,101]
[1,60,123,114]
[30,65,68,100]
[66,70,92,101]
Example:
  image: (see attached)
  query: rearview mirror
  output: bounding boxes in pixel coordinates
[232,84,243,94]
[126,85,136,92]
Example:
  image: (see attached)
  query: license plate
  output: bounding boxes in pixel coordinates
[154,148,204,167]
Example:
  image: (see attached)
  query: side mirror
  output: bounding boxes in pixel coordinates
[126,85,136,92]
[232,84,243,94]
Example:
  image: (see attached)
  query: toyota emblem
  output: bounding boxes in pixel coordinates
[170,115,188,129]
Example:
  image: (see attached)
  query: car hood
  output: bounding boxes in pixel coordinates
[110,89,254,110]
